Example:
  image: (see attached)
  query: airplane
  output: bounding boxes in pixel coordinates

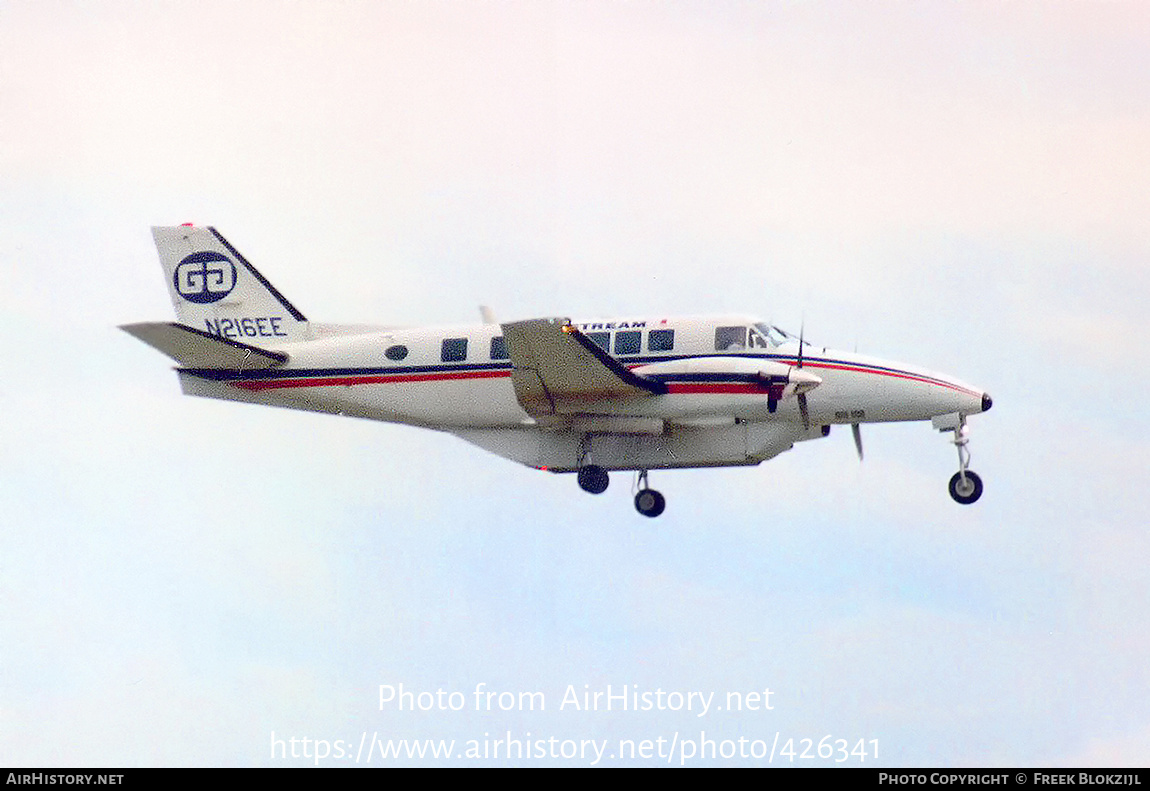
[122,225,993,518]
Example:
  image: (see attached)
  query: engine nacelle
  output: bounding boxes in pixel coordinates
[633,356,821,401]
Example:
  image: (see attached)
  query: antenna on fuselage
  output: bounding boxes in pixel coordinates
[479,305,497,325]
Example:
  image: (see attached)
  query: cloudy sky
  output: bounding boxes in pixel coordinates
[2,0,1148,767]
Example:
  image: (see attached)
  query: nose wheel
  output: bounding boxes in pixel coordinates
[633,470,666,517]
[949,470,983,504]
[947,416,983,504]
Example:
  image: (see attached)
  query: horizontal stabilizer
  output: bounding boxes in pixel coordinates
[121,322,288,369]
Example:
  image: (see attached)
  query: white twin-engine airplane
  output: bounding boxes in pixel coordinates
[123,225,993,518]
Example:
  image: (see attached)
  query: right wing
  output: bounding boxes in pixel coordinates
[501,318,667,417]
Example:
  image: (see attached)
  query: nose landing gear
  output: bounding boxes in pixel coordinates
[946,416,983,505]
[949,469,983,504]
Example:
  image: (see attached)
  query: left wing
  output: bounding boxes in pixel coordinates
[501,318,667,417]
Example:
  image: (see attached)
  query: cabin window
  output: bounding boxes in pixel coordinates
[614,330,641,355]
[715,326,747,351]
[585,332,610,352]
[441,337,468,362]
[648,328,674,352]
[490,336,508,360]
[385,344,408,361]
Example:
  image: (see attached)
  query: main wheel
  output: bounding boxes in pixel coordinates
[634,488,666,518]
[577,464,609,494]
[948,471,983,504]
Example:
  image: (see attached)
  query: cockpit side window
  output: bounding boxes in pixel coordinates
[715,326,748,351]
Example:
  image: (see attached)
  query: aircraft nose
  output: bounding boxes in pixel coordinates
[981,392,993,412]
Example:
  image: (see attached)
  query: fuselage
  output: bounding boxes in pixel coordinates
[180,313,989,432]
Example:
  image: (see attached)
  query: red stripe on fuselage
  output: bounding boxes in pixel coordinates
[796,361,979,396]
[665,383,765,394]
[233,369,511,391]
[656,362,977,397]
[223,357,978,398]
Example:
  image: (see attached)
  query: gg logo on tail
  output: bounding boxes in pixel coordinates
[173,251,237,303]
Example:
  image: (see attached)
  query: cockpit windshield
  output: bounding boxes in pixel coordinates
[754,323,794,347]
[748,324,772,349]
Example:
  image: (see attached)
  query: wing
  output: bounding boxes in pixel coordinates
[501,318,667,416]
[121,322,288,369]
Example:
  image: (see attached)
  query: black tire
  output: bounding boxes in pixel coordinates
[948,471,983,505]
[577,465,609,495]
[634,489,666,518]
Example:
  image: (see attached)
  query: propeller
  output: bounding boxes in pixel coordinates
[795,322,810,430]
[850,335,863,461]
[762,321,820,430]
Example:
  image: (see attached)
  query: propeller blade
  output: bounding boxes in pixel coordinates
[794,322,810,429]
[852,422,863,461]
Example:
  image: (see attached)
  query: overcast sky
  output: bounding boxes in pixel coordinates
[2,0,1149,767]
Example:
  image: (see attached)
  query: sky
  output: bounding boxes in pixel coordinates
[2,0,1149,767]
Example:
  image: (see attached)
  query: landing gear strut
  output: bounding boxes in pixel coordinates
[947,416,983,505]
[633,470,666,518]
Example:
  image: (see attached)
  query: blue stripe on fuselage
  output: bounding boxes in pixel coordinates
[180,351,967,393]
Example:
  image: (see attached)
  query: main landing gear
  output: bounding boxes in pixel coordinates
[575,465,666,517]
[577,464,609,495]
[947,415,983,505]
[633,470,665,518]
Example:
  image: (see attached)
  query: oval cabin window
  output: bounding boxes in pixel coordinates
[385,344,408,361]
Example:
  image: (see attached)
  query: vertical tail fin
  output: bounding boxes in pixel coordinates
[152,225,310,344]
